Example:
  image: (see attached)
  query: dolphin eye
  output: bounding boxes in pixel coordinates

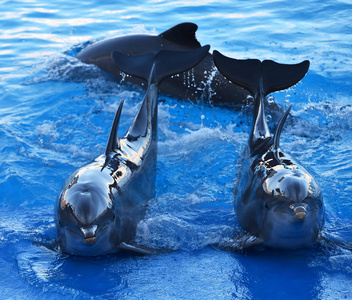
[94,209,115,227]
[265,201,273,210]
[302,197,323,211]
[101,224,109,231]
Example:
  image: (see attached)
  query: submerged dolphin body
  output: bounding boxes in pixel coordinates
[213,51,325,249]
[55,45,210,256]
[75,23,249,105]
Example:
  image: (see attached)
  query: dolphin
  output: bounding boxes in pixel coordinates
[55,45,210,256]
[75,23,249,106]
[213,51,325,249]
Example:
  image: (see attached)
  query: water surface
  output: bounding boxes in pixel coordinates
[0,0,352,299]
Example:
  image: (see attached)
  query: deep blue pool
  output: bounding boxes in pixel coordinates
[0,0,352,299]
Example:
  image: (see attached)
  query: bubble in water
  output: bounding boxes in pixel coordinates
[266,114,272,123]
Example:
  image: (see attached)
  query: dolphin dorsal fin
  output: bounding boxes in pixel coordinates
[111,45,210,85]
[273,104,292,150]
[102,100,124,171]
[126,93,149,141]
[159,23,201,49]
[213,50,310,97]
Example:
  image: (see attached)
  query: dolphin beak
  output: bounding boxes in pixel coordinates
[80,225,98,245]
[290,204,307,221]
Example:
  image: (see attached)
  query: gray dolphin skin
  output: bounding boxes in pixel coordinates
[75,23,249,105]
[213,51,325,249]
[55,45,210,256]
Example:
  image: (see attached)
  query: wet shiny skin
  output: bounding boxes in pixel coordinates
[55,46,210,256]
[235,146,325,248]
[55,85,158,256]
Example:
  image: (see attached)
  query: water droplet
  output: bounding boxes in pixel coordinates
[285,94,290,103]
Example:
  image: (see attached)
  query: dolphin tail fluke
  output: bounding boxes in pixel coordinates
[102,100,124,171]
[261,60,310,96]
[111,45,210,85]
[213,50,310,97]
[213,52,262,96]
[112,46,209,142]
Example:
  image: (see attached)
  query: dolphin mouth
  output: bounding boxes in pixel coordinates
[274,207,308,221]
[80,225,98,245]
[84,237,96,245]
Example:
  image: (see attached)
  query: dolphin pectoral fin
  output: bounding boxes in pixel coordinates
[118,242,153,255]
[242,235,263,249]
[227,234,263,251]
[218,234,263,251]
[32,238,60,252]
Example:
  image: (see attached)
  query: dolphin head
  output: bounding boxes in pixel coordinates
[56,167,120,256]
[259,167,324,248]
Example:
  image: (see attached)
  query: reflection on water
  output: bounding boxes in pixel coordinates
[16,242,252,299]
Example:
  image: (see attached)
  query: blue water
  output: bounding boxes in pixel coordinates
[1,0,352,299]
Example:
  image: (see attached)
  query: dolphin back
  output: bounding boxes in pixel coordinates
[111,45,210,85]
[213,50,310,97]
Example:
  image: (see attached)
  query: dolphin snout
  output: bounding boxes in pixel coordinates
[80,225,98,245]
[290,203,307,221]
